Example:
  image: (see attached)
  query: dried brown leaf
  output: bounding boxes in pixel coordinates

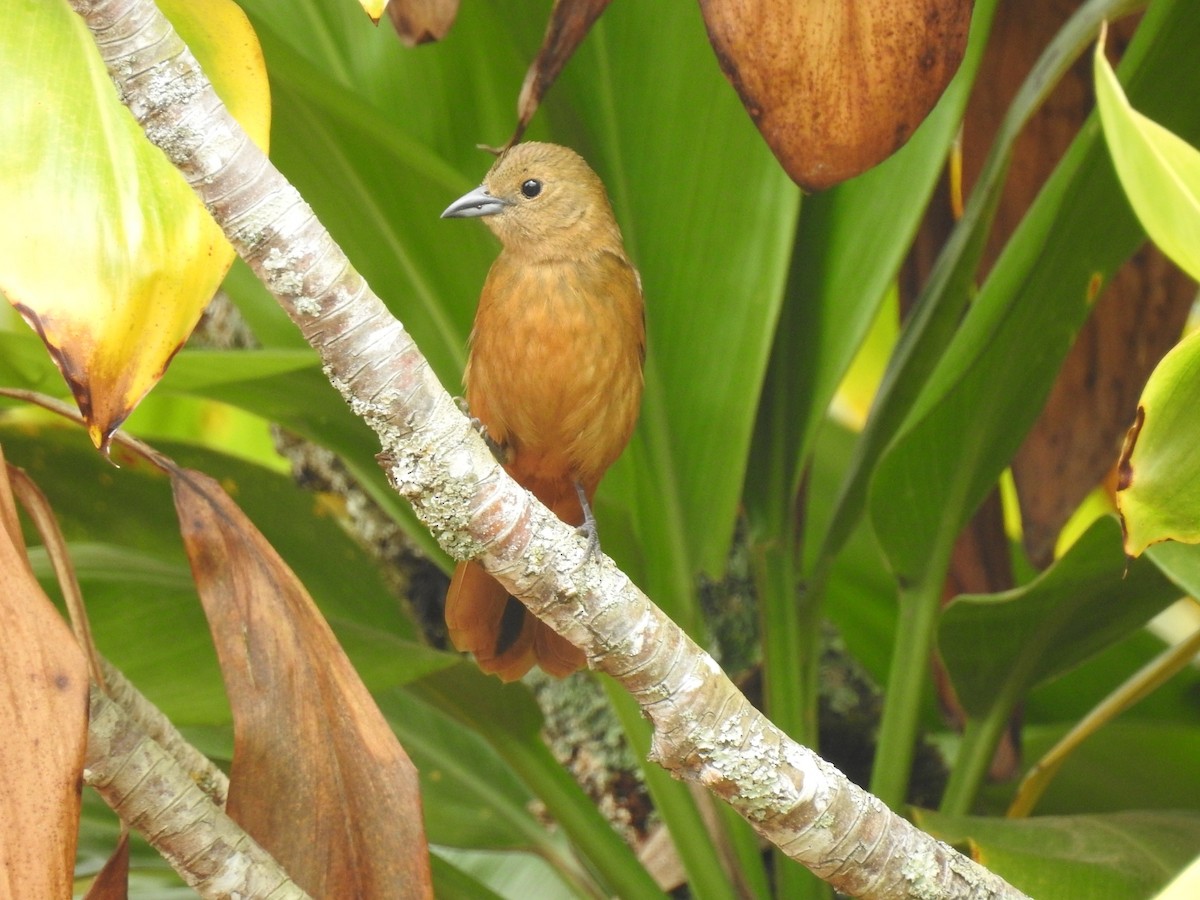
[7,464,104,686]
[509,0,613,147]
[387,0,460,46]
[172,468,431,899]
[699,0,972,190]
[82,829,129,900]
[0,451,89,900]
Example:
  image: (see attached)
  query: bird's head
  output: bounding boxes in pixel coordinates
[441,142,621,258]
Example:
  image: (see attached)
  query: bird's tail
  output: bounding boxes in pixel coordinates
[445,561,585,682]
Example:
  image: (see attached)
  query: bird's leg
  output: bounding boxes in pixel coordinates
[574,481,601,565]
[455,396,510,465]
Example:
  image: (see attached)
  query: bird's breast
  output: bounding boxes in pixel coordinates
[465,249,645,489]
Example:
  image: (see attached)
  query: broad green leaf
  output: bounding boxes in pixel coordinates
[429,853,508,900]
[1026,625,1200,728]
[1147,539,1200,594]
[817,0,1147,571]
[864,0,1200,804]
[410,666,660,899]
[1115,330,1200,555]
[939,517,1180,717]
[1095,26,1200,281]
[0,0,267,449]
[1,423,440,720]
[869,0,1200,586]
[155,348,450,567]
[916,808,1200,900]
[746,0,999,539]
[981,722,1200,816]
[433,847,575,900]
[377,688,543,852]
[0,330,75,400]
[237,0,798,638]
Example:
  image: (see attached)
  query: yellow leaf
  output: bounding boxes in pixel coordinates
[0,0,269,450]
[360,0,390,23]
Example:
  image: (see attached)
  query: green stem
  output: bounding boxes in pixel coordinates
[869,573,946,809]
[755,532,815,746]
[939,708,1014,816]
[752,526,831,899]
[603,681,737,900]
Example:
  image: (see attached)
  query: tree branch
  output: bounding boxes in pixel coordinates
[66,0,1028,895]
[85,685,309,899]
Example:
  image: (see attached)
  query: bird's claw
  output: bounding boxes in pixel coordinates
[455,396,509,464]
[574,482,601,569]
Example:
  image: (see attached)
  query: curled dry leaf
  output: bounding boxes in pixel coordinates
[387,0,460,46]
[81,829,130,900]
[509,0,614,147]
[699,0,972,190]
[172,468,432,899]
[0,454,89,899]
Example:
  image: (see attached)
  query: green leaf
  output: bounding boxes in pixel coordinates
[0,0,258,447]
[410,667,661,899]
[818,0,1146,573]
[1095,27,1200,281]
[1026,626,1200,729]
[916,808,1200,900]
[1146,539,1200,594]
[936,517,1182,814]
[429,853,509,900]
[746,0,1000,538]
[940,517,1179,716]
[871,0,1200,586]
[432,847,576,900]
[156,348,452,567]
[1115,330,1200,555]
[864,0,1200,806]
[994,722,1200,815]
[378,688,544,852]
[1,422,442,719]
[238,0,799,640]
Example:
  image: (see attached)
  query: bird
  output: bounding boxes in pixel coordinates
[440,142,645,681]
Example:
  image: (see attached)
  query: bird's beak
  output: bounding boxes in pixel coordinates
[441,186,511,219]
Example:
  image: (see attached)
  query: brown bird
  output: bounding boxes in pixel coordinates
[441,142,645,681]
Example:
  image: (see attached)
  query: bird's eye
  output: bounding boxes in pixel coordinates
[521,179,542,199]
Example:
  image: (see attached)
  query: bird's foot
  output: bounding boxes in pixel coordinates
[574,482,601,568]
[455,396,509,464]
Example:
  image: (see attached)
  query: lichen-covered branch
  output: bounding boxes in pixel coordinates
[85,686,309,900]
[67,1,1028,895]
[99,658,230,807]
